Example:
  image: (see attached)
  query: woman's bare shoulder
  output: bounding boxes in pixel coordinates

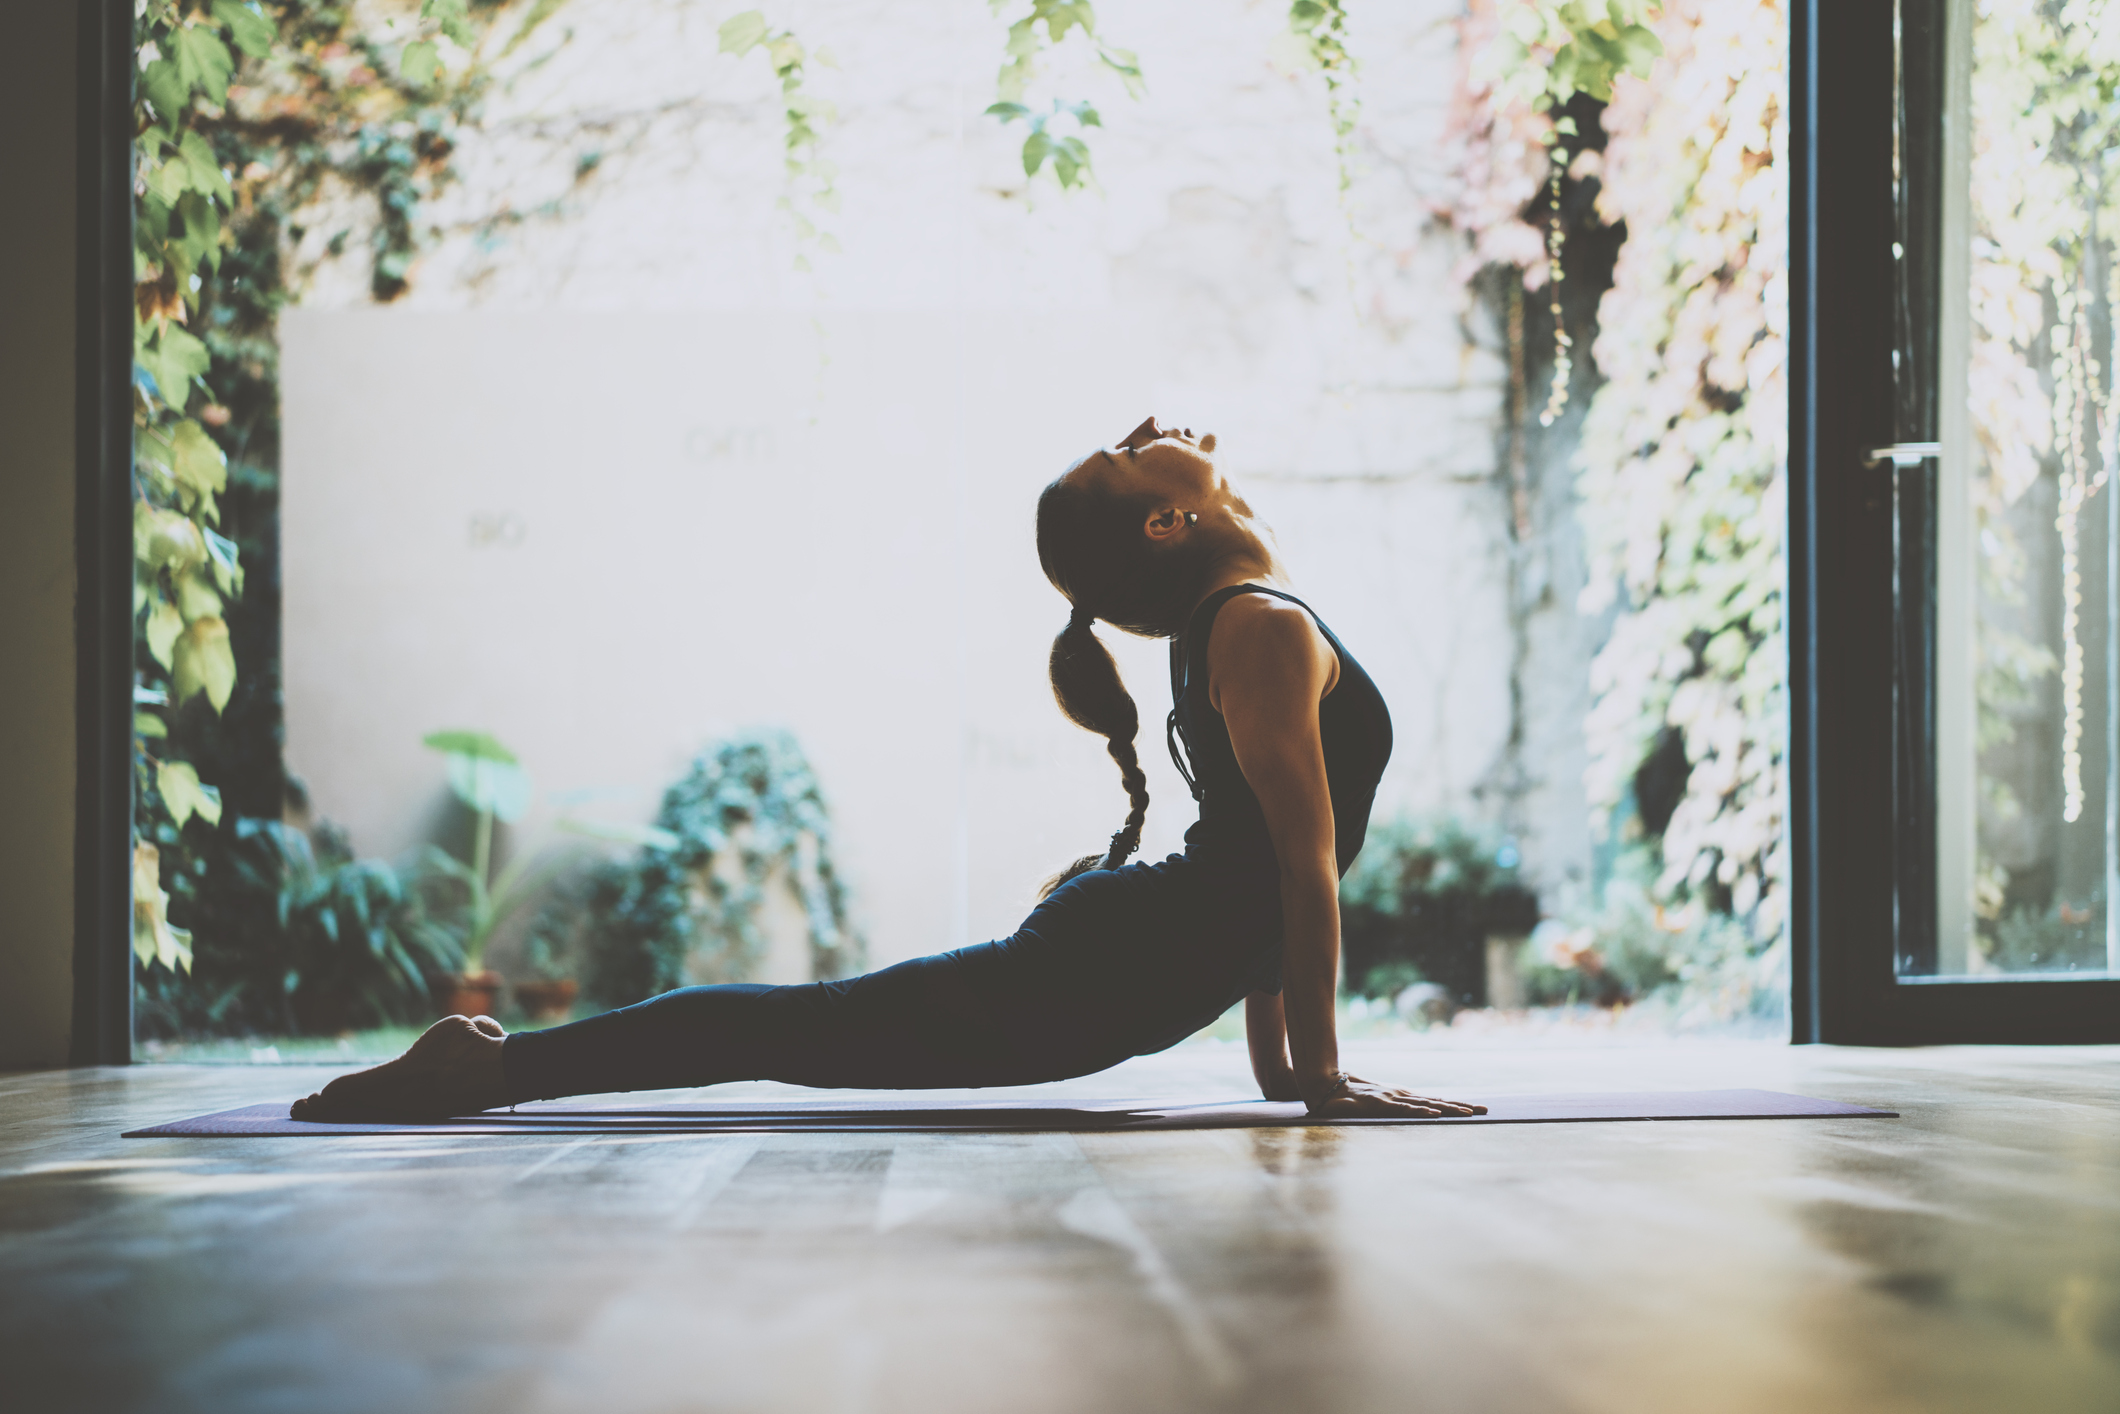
[1206,591,1336,704]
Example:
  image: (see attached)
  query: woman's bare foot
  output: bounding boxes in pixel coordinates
[290,1015,511,1122]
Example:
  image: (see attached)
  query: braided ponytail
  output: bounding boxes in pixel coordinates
[1040,611,1150,896]
[1033,456,1214,898]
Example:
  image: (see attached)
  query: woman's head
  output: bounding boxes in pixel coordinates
[1036,417,1227,638]
[1033,417,1232,893]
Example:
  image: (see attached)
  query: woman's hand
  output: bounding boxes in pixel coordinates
[1300,1071,1487,1119]
[1257,1068,1304,1103]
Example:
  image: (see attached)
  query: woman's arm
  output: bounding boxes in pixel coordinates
[1211,595,1485,1119]
[1209,596,1343,1102]
[1245,991,1301,1101]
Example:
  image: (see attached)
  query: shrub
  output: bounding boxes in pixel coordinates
[138,818,460,1039]
[1338,816,1539,1004]
[582,729,861,1006]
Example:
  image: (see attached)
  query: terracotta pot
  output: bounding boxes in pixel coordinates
[440,970,503,1020]
[513,978,579,1023]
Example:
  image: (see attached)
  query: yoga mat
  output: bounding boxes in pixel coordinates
[126,1089,1893,1137]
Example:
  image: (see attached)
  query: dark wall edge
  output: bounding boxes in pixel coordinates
[72,0,133,1066]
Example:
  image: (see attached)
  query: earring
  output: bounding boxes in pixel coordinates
[1185,512,1198,525]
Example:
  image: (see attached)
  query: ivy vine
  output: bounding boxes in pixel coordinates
[1286,0,1359,197]
[1473,1,1662,424]
[719,9,841,269]
[985,1,1142,190]
[129,0,525,1007]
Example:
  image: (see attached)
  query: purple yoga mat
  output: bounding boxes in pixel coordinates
[125,1089,1894,1137]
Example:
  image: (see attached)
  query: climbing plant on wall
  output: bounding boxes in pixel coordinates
[719,9,841,267]
[1447,0,1786,1010]
[1470,1,1662,425]
[130,0,566,1034]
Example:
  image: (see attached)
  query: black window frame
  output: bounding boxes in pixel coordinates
[1790,0,2120,1043]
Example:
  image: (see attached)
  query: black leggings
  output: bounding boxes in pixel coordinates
[501,854,1277,1104]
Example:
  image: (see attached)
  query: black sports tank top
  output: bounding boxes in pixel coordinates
[1167,585,1393,877]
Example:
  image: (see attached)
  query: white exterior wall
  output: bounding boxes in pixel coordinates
[279,0,1593,972]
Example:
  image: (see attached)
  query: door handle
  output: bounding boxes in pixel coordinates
[1862,442,1940,467]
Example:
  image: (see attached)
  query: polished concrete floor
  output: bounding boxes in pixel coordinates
[2,1039,2115,1414]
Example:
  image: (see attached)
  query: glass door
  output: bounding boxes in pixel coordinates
[1903,0,2119,985]
[1793,0,2118,1041]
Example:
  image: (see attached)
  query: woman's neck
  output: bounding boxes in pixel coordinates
[1192,521,1287,608]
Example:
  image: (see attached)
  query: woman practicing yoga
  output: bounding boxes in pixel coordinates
[292,417,1483,1122]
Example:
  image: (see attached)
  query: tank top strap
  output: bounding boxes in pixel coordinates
[1167,584,1316,803]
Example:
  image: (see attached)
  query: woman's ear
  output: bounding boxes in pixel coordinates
[1143,505,1188,542]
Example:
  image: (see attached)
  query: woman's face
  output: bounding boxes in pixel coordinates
[1064,417,1239,516]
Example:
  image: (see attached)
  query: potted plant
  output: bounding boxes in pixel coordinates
[511,892,581,1022]
[415,730,547,1018]
[1338,816,1540,1008]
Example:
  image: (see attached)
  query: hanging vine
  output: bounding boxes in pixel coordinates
[1471,1,1662,424]
[985,0,1143,191]
[719,9,841,269]
[1447,0,1786,1010]
[1286,0,1360,198]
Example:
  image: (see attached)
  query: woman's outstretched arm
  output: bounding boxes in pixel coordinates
[1212,593,1485,1119]
[1245,990,1301,1101]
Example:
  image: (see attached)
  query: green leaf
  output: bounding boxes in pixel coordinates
[138,325,211,412]
[135,711,169,739]
[423,729,519,763]
[172,616,236,713]
[177,191,223,276]
[212,0,275,58]
[447,755,533,822]
[170,419,228,498]
[718,10,769,56]
[141,58,189,120]
[1040,1,1093,44]
[985,101,1031,122]
[401,40,440,86]
[1615,22,1662,76]
[157,759,223,830]
[179,129,232,207]
[174,567,223,622]
[172,24,235,107]
[146,157,190,208]
[139,506,208,574]
[1051,135,1090,189]
[145,599,184,668]
[203,527,244,597]
[1097,45,1145,99]
[1021,128,1054,178]
[421,0,477,47]
[132,843,193,973]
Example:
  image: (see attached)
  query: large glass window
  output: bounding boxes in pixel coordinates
[1908,0,2119,981]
